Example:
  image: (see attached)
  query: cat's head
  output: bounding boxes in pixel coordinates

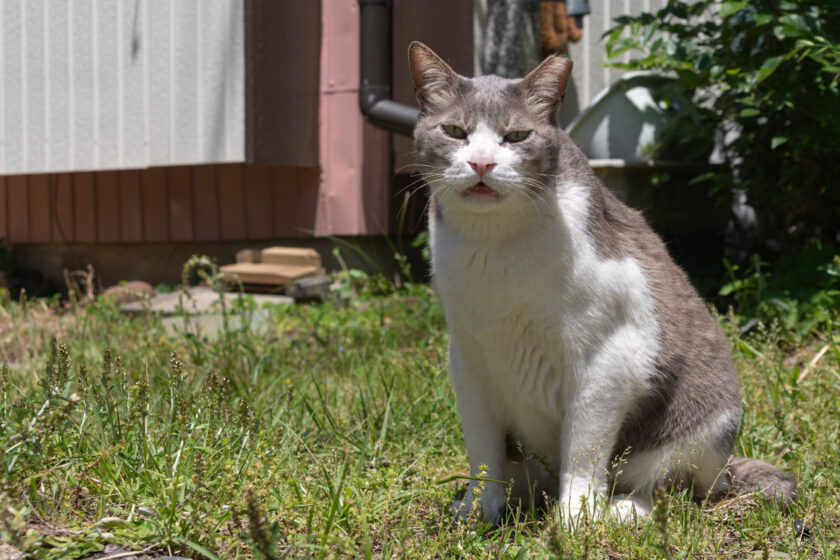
[409,42,572,216]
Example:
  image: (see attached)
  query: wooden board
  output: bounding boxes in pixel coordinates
[236,249,262,263]
[261,247,321,267]
[219,262,324,286]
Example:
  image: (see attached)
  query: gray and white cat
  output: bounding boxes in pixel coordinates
[408,42,796,525]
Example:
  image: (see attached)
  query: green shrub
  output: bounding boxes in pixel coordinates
[606,0,840,248]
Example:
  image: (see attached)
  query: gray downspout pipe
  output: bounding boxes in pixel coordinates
[358,0,420,136]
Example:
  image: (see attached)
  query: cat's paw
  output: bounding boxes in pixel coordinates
[608,495,650,523]
[450,498,476,521]
[450,489,506,525]
[561,494,650,528]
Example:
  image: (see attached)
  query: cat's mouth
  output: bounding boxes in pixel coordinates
[462,182,501,199]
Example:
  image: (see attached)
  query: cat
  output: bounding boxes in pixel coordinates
[407,41,797,525]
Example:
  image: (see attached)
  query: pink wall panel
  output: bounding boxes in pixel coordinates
[316,0,389,237]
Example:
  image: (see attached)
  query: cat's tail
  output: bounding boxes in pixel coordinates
[726,456,797,510]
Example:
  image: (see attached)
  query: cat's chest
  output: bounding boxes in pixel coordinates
[432,226,577,332]
[431,218,659,372]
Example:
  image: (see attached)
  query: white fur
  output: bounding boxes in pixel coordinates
[616,410,737,498]
[430,122,674,525]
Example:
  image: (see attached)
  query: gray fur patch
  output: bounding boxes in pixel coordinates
[727,456,797,509]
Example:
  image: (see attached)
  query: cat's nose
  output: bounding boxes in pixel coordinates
[468,161,496,177]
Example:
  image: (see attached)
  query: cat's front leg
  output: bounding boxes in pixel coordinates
[557,395,647,526]
[449,340,508,524]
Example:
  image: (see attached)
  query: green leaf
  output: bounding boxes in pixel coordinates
[776,14,812,40]
[754,13,774,26]
[760,55,785,74]
[719,1,748,18]
[687,171,716,186]
[183,539,222,560]
[771,136,788,149]
[739,108,761,117]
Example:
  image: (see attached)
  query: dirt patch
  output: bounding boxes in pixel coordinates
[0,301,75,366]
[0,542,24,560]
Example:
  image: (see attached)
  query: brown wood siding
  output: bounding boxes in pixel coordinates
[54,174,75,243]
[95,172,121,243]
[167,166,194,241]
[74,173,97,243]
[118,171,144,242]
[0,164,320,245]
[245,0,320,167]
[192,166,221,242]
[0,177,6,240]
[392,0,474,173]
[7,176,28,242]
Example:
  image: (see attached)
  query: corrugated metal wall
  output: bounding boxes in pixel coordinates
[0,0,245,175]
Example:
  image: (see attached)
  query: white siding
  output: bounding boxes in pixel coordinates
[560,0,670,126]
[471,0,670,126]
[0,0,245,175]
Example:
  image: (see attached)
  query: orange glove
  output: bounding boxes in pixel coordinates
[540,2,583,58]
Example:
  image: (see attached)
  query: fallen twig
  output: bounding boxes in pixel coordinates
[796,344,830,384]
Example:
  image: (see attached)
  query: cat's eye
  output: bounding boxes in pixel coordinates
[441,124,467,139]
[503,130,531,143]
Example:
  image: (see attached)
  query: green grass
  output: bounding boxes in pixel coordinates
[0,281,838,559]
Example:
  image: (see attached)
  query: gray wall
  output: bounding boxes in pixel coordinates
[0,0,245,175]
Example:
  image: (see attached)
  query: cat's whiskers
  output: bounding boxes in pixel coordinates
[516,177,557,215]
[394,163,441,174]
[395,174,440,198]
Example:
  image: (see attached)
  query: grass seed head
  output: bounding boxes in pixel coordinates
[169,352,184,390]
[653,485,671,560]
[246,487,278,560]
[0,363,8,420]
[238,395,255,430]
[101,347,112,386]
[56,342,70,388]
[77,364,89,400]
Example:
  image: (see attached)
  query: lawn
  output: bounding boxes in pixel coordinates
[0,267,838,559]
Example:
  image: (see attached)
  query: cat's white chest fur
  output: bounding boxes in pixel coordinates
[431,183,660,508]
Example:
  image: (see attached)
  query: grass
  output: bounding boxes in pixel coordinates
[0,274,838,559]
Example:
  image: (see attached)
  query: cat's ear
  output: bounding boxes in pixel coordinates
[521,54,573,121]
[408,42,460,113]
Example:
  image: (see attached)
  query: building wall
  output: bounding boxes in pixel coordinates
[316,0,390,236]
[0,0,245,175]
[0,164,319,244]
[0,0,473,255]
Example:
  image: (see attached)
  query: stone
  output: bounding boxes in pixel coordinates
[101,281,156,305]
[0,542,25,560]
[120,286,292,315]
[793,519,811,540]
